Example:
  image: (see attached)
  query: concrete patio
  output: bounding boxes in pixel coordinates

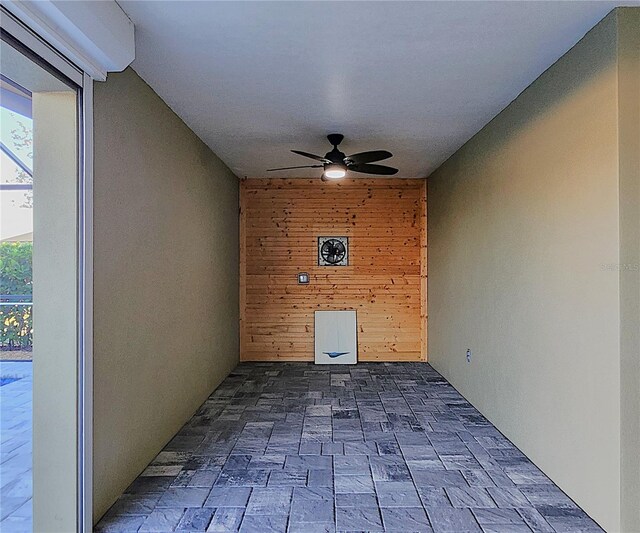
[0,361,32,532]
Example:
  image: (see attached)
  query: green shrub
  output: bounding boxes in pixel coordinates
[0,242,33,295]
[0,242,33,349]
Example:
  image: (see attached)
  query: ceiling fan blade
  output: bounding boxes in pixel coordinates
[266,164,323,171]
[349,163,398,175]
[291,150,330,163]
[345,150,393,165]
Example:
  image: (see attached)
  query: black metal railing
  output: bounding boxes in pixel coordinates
[0,295,33,349]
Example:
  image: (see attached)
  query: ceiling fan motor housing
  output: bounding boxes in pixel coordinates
[327,133,344,147]
[325,135,347,170]
[325,148,347,166]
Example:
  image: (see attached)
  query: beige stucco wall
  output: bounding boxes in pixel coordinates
[92,68,240,522]
[617,9,640,531]
[428,10,639,531]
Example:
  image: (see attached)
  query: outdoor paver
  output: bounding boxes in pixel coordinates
[306,405,332,417]
[427,507,482,532]
[445,486,496,508]
[485,467,516,488]
[156,487,209,508]
[104,492,162,516]
[520,484,578,508]
[95,514,146,532]
[216,469,269,487]
[308,468,333,488]
[333,454,369,475]
[288,523,335,533]
[207,507,245,532]
[176,508,216,531]
[139,508,185,532]
[381,507,432,532]
[299,442,321,455]
[290,497,334,524]
[517,507,556,532]
[377,440,401,455]
[472,508,525,525]
[204,487,251,508]
[247,454,285,469]
[335,492,378,508]
[140,465,183,477]
[344,441,378,455]
[412,469,468,487]
[293,486,333,501]
[486,486,530,508]
[285,454,332,470]
[188,469,220,488]
[537,506,603,533]
[238,514,288,533]
[370,454,412,481]
[336,507,384,531]
[222,455,252,470]
[267,470,307,486]
[334,474,375,493]
[93,362,603,532]
[461,469,495,487]
[375,480,422,507]
[407,457,446,471]
[0,362,32,532]
[245,487,292,515]
[480,524,532,533]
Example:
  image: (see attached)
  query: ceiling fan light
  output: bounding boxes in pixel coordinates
[323,163,346,180]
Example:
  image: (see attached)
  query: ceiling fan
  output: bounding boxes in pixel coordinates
[267,134,398,180]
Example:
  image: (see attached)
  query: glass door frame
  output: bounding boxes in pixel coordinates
[1,7,93,531]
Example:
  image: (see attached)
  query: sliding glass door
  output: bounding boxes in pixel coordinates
[1,9,91,532]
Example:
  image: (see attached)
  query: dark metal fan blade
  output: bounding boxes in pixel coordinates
[291,150,330,163]
[266,164,323,171]
[345,150,392,164]
[349,163,398,175]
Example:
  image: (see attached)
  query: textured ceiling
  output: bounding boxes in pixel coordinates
[120,1,636,178]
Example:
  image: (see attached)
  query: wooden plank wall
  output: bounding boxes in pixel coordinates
[240,178,427,362]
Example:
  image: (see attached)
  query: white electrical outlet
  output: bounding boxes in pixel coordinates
[466,349,472,363]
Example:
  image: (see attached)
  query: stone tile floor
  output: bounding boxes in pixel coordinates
[96,363,602,532]
[0,361,32,532]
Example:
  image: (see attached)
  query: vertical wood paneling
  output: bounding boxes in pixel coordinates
[420,180,428,361]
[239,182,247,360]
[240,177,427,362]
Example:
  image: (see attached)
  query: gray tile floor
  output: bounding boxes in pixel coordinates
[95,363,602,533]
[0,361,32,533]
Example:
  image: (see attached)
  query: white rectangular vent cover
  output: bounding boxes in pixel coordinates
[314,310,357,365]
